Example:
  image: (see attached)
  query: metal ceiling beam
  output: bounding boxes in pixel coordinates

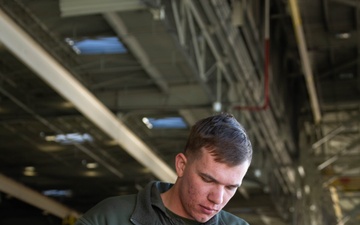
[312,113,360,150]
[103,12,170,94]
[0,7,176,185]
[0,173,80,219]
[60,0,146,17]
[317,138,360,170]
[169,0,224,105]
[312,125,345,149]
[60,0,170,94]
[97,83,211,109]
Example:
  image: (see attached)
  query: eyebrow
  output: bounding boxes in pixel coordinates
[200,172,241,188]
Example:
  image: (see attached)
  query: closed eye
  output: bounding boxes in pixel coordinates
[201,175,214,183]
[226,185,238,191]
[200,173,215,183]
[199,173,240,189]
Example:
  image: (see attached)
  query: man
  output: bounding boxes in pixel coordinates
[75,113,252,225]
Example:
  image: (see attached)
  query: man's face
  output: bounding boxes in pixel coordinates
[175,148,250,223]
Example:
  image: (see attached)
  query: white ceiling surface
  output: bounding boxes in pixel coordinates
[0,0,359,225]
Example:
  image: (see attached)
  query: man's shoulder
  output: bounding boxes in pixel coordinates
[75,194,137,225]
[89,194,137,214]
[100,194,137,206]
[218,210,249,225]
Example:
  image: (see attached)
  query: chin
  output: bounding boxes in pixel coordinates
[194,215,212,223]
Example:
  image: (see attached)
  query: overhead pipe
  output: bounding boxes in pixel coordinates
[0,173,80,219]
[288,0,322,124]
[312,114,360,150]
[0,8,176,183]
[317,138,360,170]
[312,125,345,149]
[234,0,270,111]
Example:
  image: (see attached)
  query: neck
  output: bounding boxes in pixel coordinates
[160,182,182,215]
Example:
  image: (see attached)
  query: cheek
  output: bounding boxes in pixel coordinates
[182,185,199,210]
[186,179,207,201]
[187,182,200,198]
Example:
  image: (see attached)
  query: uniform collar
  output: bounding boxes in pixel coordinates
[131,181,221,225]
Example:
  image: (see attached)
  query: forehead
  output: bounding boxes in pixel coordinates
[191,150,250,184]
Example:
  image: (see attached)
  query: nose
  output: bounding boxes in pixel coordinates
[208,186,224,205]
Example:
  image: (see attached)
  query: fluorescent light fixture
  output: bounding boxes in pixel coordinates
[286,168,295,183]
[213,101,222,112]
[254,169,262,177]
[23,166,36,176]
[65,36,127,55]
[142,117,187,129]
[43,189,73,197]
[150,7,165,20]
[44,133,93,145]
[142,117,153,129]
[298,165,305,177]
[335,32,351,39]
[86,162,98,169]
[310,204,316,211]
[83,170,101,177]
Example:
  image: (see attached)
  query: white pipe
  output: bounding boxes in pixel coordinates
[312,125,345,149]
[288,0,322,124]
[0,8,176,183]
[0,173,80,219]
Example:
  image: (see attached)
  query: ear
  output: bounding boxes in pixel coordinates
[175,153,187,177]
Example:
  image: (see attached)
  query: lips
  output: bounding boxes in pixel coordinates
[200,205,218,215]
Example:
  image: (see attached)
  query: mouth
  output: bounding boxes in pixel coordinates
[200,205,218,215]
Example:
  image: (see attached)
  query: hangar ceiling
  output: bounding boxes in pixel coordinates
[0,0,359,225]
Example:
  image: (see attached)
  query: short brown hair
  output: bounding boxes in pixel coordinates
[184,113,252,166]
